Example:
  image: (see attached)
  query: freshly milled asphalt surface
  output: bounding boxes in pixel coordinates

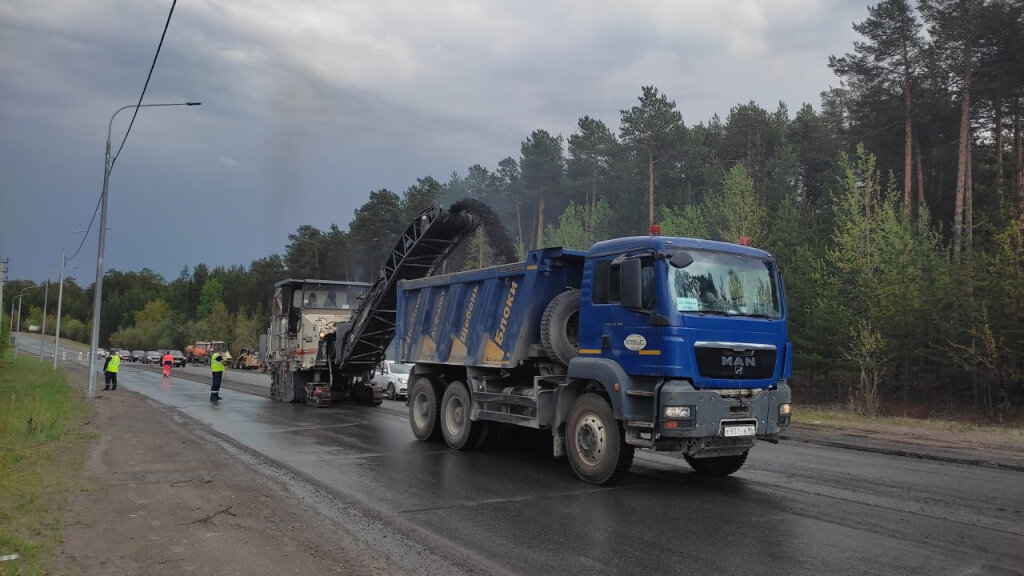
[16,334,1024,576]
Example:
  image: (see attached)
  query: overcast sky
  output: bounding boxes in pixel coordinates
[1,0,867,286]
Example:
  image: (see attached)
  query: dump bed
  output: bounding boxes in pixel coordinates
[397,247,585,367]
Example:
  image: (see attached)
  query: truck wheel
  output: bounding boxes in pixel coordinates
[541,289,580,365]
[684,453,748,476]
[409,376,442,442]
[440,382,481,450]
[566,393,634,485]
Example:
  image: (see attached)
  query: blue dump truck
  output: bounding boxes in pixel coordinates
[397,229,792,484]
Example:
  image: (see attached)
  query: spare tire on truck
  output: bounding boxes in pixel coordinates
[541,289,580,365]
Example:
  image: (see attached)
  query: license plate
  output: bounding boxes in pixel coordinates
[723,424,756,437]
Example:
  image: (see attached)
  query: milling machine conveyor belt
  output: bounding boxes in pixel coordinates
[331,205,479,376]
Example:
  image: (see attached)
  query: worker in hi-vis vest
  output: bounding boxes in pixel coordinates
[210,352,225,402]
[103,353,120,391]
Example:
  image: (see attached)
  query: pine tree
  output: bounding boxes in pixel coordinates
[620,86,684,228]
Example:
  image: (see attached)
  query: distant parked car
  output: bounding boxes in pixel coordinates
[97,348,107,358]
[371,360,412,400]
[145,351,162,364]
[168,350,187,367]
[131,350,145,363]
[116,349,131,362]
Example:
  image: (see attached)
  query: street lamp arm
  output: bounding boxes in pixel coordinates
[107,101,202,172]
[87,100,201,397]
[107,102,201,138]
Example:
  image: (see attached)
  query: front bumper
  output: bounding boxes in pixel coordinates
[656,380,792,456]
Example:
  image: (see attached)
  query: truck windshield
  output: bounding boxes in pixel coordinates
[669,251,781,319]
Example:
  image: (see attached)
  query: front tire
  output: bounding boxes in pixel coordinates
[409,376,442,442]
[684,453,748,476]
[566,393,634,485]
[386,382,396,401]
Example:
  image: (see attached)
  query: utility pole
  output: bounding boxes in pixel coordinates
[13,285,38,357]
[39,280,49,361]
[87,101,201,398]
[0,257,7,339]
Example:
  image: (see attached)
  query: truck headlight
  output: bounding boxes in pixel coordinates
[663,406,691,419]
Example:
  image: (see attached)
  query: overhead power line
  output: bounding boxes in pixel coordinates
[111,0,178,171]
[74,0,178,259]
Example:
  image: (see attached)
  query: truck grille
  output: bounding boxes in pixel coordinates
[694,345,776,380]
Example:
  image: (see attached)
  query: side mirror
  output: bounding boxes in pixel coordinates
[620,257,643,309]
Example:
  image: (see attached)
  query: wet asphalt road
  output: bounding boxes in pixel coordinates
[17,336,1024,575]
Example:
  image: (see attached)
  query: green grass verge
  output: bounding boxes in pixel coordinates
[0,355,94,576]
[792,404,1024,440]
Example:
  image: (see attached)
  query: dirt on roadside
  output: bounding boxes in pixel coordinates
[788,419,1024,467]
[52,365,405,576]
[48,359,1023,575]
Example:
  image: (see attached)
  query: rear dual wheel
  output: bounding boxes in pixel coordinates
[409,377,491,449]
[440,382,491,450]
[409,376,442,442]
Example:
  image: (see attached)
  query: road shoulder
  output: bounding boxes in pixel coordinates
[53,365,403,576]
[783,421,1024,471]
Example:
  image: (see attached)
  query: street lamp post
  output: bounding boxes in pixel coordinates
[86,101,200,398]
[53,249,69,369]
[0,257,8,335]
[53,229,93,370]
[13,285,39,357]
[38,280,49,361]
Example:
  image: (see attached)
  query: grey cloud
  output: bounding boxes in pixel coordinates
[2,0,868,284]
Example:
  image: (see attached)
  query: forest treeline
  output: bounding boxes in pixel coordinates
[4,0,1022,420]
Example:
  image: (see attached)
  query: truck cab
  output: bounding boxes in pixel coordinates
[571,235,791,463]
[186,341,211,364]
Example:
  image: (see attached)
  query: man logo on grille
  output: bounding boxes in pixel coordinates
[722,355,756,375]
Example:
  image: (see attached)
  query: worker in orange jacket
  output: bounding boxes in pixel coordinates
[161,351,174,377]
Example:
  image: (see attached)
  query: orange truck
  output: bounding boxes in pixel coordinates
[185,341,232,365]
[185,341,211,364]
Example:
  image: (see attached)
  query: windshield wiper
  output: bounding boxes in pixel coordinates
[694,309,729,316]
[686,309,776,319]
